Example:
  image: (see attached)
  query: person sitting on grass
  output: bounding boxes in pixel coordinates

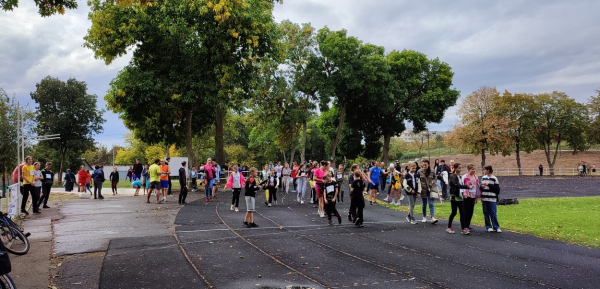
[480,165,501,233]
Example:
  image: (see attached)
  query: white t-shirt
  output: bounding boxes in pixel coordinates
[34,170,43,187]
[232,172,241,189]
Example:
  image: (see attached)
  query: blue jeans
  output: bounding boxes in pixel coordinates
[482,201,500,229]
[205,179,213,198]
[421,196,435,217]
[379,177,386,191]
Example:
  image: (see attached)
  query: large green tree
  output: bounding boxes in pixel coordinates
[0,89,22,189]
[379,49,459,163]
[30,76,105,185]
[586,89,600,145]
[532,91,588,175]
[85,0,279,165]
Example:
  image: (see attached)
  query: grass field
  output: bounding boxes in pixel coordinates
[372,196,600,248]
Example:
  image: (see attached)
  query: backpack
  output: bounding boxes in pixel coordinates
[498,198,519,205]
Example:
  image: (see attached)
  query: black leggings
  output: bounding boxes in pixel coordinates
[464,197,476,229]
[324,200,340,220]
[448,199,466,229]
[336,191,344,202]
[311,188,317,203]
[232,188,241,207]
[349,197,365,224]
[39,183,52,207]
[267,186,277,203]
[21,184,40,212]
[179,185,188,204]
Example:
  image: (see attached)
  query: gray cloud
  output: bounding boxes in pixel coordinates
[1,0,598,147]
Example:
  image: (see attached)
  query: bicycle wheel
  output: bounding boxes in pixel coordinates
[0,274,16,289]
[1,226,29,255]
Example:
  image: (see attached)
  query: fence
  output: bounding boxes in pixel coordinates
[491,167,592,176]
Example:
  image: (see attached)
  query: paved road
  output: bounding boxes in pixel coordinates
[99,189,600,289]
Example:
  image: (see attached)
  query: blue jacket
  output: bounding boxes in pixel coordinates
[92,169,105,182]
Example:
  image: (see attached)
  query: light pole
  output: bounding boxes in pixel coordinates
[426,130,437,161]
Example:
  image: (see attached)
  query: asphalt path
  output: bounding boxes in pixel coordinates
[494,176,600,198]
[98,184,600,289]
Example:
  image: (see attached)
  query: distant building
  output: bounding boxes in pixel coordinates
[398,130,447,143]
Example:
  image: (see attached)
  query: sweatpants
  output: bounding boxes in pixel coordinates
[448,198,466,229]
[324,200,340,220]
[179,186,188,204]
[38,183,52,207]
[111,181,118,193]
[267,186,277,204]
[282,176,291,193]
[406,194,417,219]
[232,188,241,207]
[94,180,103,198]
[464,197,476,229]
[297,178,307,199]
[349,196,365,225]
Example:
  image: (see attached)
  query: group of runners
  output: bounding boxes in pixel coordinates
[219,159,502,234]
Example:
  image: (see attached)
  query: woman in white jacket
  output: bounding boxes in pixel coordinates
[402,162,422,225]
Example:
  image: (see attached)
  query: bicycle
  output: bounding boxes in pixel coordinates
[0,214,29,256]
[0,242,16,289]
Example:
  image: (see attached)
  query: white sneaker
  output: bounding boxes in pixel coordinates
[310,199,314,204]
[399,194,405,201]
[406,216,411,223]
[268,203,272,207]
[235,207,239,212]
[421,218,427,223]
[297,196,300,202]
[487,228,494,232]
[300,200,304,204]
[411,219,417,225]
[496,229,502,233]
[230,205,234,211]
[431,217,438,224]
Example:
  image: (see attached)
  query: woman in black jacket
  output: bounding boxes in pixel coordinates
[110,167,120,195]
[447,163,473,234]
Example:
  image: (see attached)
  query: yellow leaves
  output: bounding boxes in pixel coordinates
[172,94,181,100]
[228,29,239,38]
[147,2,153,7]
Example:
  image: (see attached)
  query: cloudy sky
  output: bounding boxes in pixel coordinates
[1,0,599,147]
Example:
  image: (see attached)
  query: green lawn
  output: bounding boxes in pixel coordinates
[372,196,600,248]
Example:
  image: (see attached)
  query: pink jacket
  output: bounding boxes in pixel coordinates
[462,173,481,199]
[226,172,246,189]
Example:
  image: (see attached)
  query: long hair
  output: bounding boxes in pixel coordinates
[422,159,431,176]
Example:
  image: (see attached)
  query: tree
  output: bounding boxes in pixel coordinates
[30,76,105,185]
[85,0,279,166]
[586,89,600,145]
[532,91,588,175]
[379,50,460,163]
[445,86,512,168]
[81,144,117,165]
[0,89,21,190]
[496,91,538,175]
[1,0,77,16]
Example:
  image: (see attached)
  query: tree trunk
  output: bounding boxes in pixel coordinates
[215,107,225,164]
[290,143,297,165]
[331,104,345,168]
[481,148,486,168]
[515,140,522,176]
[185,110,194,168]
[550,139,561,176]
[382,133,391,164]
[165,144,170,159]
[300,121,307,164]
[58,147,66,186]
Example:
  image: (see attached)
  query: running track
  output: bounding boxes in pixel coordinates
[100,189,600,289]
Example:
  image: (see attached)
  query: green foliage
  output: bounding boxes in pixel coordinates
[0,89,21,175]
[30,76,105,184]
[1,0,77,16]
[586,89,600,144]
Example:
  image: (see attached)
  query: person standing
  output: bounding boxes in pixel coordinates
[379,161,387,194]
[212,160,221,197]
[110,167,120,195]
[350,170,366,227]
[21,156,40,214]
[85,170,93,195]
[313,161,329,217]
[282,163,292,194]
[159,159,170,203]
[266,168,279,206]
[291,162,298,192]
[64,169,76,192]
[178,161,188,205]
[147,159,161,204]
[33,162,43,213]
[418,160,438,224]
[243,168,261,228]
[335,163,346,203]
[202,158,215,202]
[296,164,308,204]
[142,164,149,195]
[39,162,54,209]
[403,161,421,225]
[388,165,402,205]
[92,165,105,200]
[126,166,133,182]
[323,173,342,225]
[437,160,451,200]
[481,165,501,233]
[77,165,87,193]
[166,157,173,195]
[461,164,481,234]
[367,161,382,205]
[133,159,143,181]
[275,162,283,190]
[190,166,198,192]
[225,165,245,212]
[538,164,544,176]
[447,163,472,234]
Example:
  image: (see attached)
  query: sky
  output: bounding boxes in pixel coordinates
[1,0,599,147]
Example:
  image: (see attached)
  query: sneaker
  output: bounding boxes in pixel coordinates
[275,201,278,205]
[337,216,342,225]
[461,229,470,235]
[348,214,353,222]
[206,198,210,202]
[301,200,304,204]
[320,212,325,218]
[373,202,378,205]
[410,219,417,225]
[431,217,438,224]
[243,221,250,228]
[310,199,314,204]
[230,205,234,211]
[487,228,494,232]
[235,208,239,212]
[406,216,411,223]
[98,196,105,200]
[446,228,455,234]
[421,218,427,223]
[297,196,300,202]
[21,210,29,215]
[496,229,502,233]
[43,205,50,209]
[370,201,373,206]
[250,223,259,228]
[268,203,272,207]
[33,211,41,214]
[328,219,333,225]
